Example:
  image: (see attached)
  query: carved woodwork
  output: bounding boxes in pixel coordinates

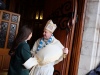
[68,0,87,75]
[0,10,20,72]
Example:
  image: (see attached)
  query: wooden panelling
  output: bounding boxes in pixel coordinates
[1,55,10,71]
[0,55,3,70]
[68,0,87,75]
[0,49,9,55]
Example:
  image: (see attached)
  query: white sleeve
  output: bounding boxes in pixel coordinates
[23,57,38,69]
[53,39,64,65]
[31,39,40,56]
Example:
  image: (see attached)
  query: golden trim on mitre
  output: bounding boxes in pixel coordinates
[44,20,57,33]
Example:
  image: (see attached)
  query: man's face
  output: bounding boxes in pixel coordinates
[43,29,52,40]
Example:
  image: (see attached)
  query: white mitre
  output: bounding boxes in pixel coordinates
[44,20,57,33]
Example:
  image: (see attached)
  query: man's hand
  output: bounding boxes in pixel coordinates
[63,48,68,58]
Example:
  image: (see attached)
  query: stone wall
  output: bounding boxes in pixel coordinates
[78,0,100,75]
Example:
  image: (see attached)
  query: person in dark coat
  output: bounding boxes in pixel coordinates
[8,25,32,75]
[86,64,100,75]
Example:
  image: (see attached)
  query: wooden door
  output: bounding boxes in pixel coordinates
[43,0,77,75]
[0,10,20,72]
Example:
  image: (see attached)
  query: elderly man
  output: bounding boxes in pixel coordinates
[24,20,68,75]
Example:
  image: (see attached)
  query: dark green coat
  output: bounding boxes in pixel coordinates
[8,41,31,75]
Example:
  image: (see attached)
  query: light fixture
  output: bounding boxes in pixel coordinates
[40,11,43,20]
[35,11,39,20]
[35,10,43,20]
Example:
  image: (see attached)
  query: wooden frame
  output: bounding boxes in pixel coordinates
[0,10,20,71]
[68,0,87,75]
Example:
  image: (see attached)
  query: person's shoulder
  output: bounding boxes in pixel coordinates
[52,37,64,48]
[53,37,63,45]
[19,41,29,47]
[20,41,27,44]
[53,37,60,42]
[35,38,41,43]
